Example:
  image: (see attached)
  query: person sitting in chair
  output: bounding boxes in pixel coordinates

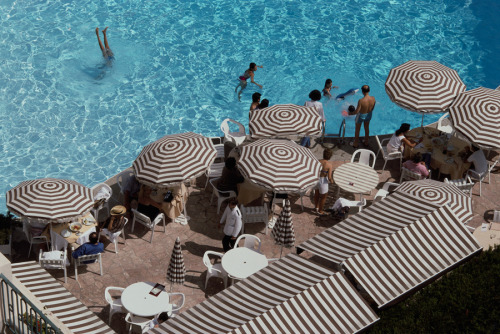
[72,232,104,263]
[402,153,430,178]
[217,157,244,195]
[100,205,127,234]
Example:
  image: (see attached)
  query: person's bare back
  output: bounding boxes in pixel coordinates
[356,94,376,115]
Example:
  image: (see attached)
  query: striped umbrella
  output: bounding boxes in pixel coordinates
[133,132,216,188]
[385,60,466,126]
[249,104,322,139]
[6,178,94,222]
[448,87,500,148]
[238,139,321,192]
[272,199,295,258]
[394,179,472,222]
[167,237,186,288]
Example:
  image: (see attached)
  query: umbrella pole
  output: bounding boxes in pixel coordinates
[279,245,284,259]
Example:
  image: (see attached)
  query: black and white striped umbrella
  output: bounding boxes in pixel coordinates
[6,178,94,222]
[448,87,500,148]
[238,139,321,192]
[272,199,295,257]
[395,179,472,222]
[133,132,216,188]
[249,104,322,139]
[167,237,186,285]
[385,60,465,126]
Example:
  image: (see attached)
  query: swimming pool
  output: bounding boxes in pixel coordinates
[0,0,498,211]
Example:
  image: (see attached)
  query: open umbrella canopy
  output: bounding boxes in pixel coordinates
[385,60,466,114]
[249,104,322,139]
[6,178,94,222]
[238,139,321,193]
[167,237,186,285]
[394,179,473,222]
[133,132,217,188]
[448,87,500,148]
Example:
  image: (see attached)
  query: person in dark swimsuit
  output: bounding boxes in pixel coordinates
[96,27,114,62]
[235,62,263,101]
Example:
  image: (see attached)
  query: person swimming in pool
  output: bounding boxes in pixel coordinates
[235,62,263,101]
[96,27,114,62]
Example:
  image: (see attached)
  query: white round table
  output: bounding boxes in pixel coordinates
[221,247,268,279]
[121,282,169,317]
[334,162,379,198]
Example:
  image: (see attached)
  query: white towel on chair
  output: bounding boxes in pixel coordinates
[94,187,111,201]
[50,230,68,251]
[76,226,96,245]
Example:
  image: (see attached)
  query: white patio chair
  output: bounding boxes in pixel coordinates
[100,218,128,253]
[343,198,367,216]
[72,251,103,281]
[23,219,49,257]
[351,149,376,169]
[210,136,225,160]
[240,204,269,234]
[373,182,400,202]
[375,135,402,171]
[125,313,152,334]
[400,167,428,183]
[116,170,135,195]
[437,112,454,136]
[209,178,236,214]
[131,209,166,243]
[466,158,498,196]
[105,286,126,324]
[164,292,185,318]
[203,251,228,289]
[39,248,69,283]
[220,118,246,146]
[444,177,474,197]
[234,234,261,253]
[204,162,225,188]
[91,182,112,223]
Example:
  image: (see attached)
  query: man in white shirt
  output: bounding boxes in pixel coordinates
[219,199,242,252]
[467,146,488,175]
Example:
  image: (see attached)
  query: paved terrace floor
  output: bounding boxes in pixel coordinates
[8,133,500,333]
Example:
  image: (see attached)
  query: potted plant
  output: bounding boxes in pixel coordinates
[0,212,14,256]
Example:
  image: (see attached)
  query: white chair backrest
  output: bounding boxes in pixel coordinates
[168,292,186,312]
[375,135,384,152]
[132,209,151,224]
[91,182,112,199]
[203,251,223,270]
[116,171,134,194]
[39,248,67,268]
[235,234,261,252]
[437,112,454,134]
[105,286,124,305]
[493,210,500,223]
[75,252,101,266]
[351,149,376,168]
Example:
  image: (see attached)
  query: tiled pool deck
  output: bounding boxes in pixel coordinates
[8,133,500,333]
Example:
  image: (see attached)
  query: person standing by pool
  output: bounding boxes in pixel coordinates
[235,63,263,101]
[350,85,375,148]
[96,27,114,62]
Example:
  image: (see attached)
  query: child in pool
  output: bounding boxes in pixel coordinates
[322,79,339,98]
[342,105,356,117]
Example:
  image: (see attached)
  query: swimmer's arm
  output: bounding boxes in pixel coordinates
[250,72,262,89]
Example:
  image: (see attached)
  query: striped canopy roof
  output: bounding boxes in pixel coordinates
[394,179,473,222]
[344,206,482,308]
[6,178,94,222]
[152,254,336,334]
[249,104,322,139]
[448,87,500,148]
[385,60,466,114]
[238,139,321,192]
[231,272,379,334]
[297,191,442,264]
[133,132,216,187]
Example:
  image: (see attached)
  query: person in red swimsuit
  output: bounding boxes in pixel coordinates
[235,62,263,101]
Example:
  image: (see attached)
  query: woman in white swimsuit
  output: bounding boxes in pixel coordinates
[314,148,334,215]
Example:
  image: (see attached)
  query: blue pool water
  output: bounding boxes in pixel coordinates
[0,0,498,211]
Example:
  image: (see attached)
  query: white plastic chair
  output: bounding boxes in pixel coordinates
[375,135,402,171]
[234,234,262,253]
[209,178,237,214]
[220,118,246,146]
[240,205,269,234]
[204,162,225,188]
[125,313,152,334]
[466,158,498,196]
[400,167,427,183]
[39,248,69,283]
[100,218,128,253]
[131,209,166,243]
[203,251,228,289]
[373,182,400,202]
[444,177,474,197]
[91,183,112,223]
[437,112,454,136]
[23,219,49,257]
[72,251,103,281]
[116,170,135,195]
[351,149,377,168]
[105,287,126,324]
[210,137,225,160]
[165,292,185,318]
[343,198,367,216]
